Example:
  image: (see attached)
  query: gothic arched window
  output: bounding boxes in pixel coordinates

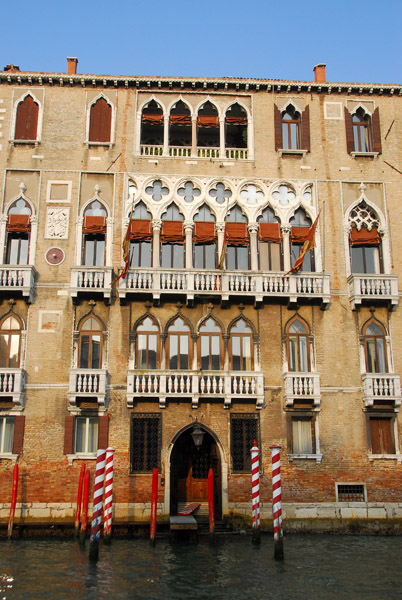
[79,316,103,369]
[136,317,159,369]
[0,315,22,368]
[229,319,253,370]
[286,317,310,372]
[363,320,387,373]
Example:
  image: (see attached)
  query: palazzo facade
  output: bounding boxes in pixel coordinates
[0,58,401,529]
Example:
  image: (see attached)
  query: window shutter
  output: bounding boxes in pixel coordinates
[301,105,310,151]
[98,415,109,450]
[372,108,382,153]
[89,98,112,143]
[15,96,39,141]
[64,415,75,454]
[370,417,394,454]
[274,104,282,150]
[344,107,354,153]
[12,415,25,454]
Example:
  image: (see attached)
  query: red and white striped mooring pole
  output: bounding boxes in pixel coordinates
[250,440,260,545]
[270,445,284,560]
[89,449,106,560]
[103,447,115,544]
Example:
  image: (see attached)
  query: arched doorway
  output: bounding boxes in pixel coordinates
[170,426,222,519]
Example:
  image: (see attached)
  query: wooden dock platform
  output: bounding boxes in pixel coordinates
[170,516,198,532]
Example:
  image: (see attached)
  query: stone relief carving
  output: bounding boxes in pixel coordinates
[45,207,70,239]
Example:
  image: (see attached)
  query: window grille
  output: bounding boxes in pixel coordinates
[130,414,161,473]
[336,484,365,502]
[231,414,259,472]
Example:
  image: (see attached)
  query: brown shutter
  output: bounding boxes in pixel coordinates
[344,107,354,153]
[274,104,282,150]
[98,415,109,450]
[89,98,112,143]
[12,415,25,454]
[372,108,382,153]
[15,96,39,141]
[301,105,310,151]
[370,417,394,454]
[64,415,75,454]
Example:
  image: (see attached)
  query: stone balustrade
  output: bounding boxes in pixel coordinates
[284,372,321,406]
[362,373,401,408]
[0,265,37,304]
[347,274,399,310]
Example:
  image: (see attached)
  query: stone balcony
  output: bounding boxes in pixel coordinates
[68,369,109,409]
[118,268,331,308]
[284,372,321,406]
[347,274,399,311]
[70,267,113,305]
[0,368,26,409]
[126,370,265,409]
[0,266,37,304]
[362,373,401,409]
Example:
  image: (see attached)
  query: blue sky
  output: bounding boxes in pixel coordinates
[1,0,400,84]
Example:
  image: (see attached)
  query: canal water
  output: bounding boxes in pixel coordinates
[0,534,401,600]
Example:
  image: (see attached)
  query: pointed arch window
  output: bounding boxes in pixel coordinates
[136,317,159,369]
[349,202,382,274]
[0,315,22,368]
[199,318,222,370]
[129,202,152,268]
[89,97,112,143]
[79,316,103,369]
[352,108,372,153]
[290,209,315,272]
[169,100,192,148]
[82,201,107,267]
[167,317,191,370]
[5,198,32,265]
[197,101,219,148]
[257,207,282,271]
[161,204,184,268]
[225,103,248,149]
[363,321,387,373]
[287,318,310,372]
[14,95,39,141]
[141,99,164,148]
[226,206,249,270]
[282,105,301,150]
[230,319,253,371]
[193,205,216,269]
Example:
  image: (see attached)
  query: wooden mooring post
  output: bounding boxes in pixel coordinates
[74,464,86,538]
[150,467,158,546]
[208,468,215,540]
[80,469,91,545]
[251,440,261,545]
[270,445,284,560]
[7,463,19,540]
[103,448,115,544]
[89,449,106,561]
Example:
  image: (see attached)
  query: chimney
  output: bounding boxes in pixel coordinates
[4,64,20,72]
[67,57,78,75]
[314,63,326,83]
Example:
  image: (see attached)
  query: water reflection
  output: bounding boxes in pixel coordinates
[0,535,402,599]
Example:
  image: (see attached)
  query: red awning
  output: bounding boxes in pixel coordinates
[83,216,106,234]
[350,227,381,246]
[7,214,31,232]
[142,114,164,125]
[169,114,191,125]
[129,219,152,241]
[225,116,248,125]
[197,115,219,128]
[291,226,310,243]
[226,222,249,245]
[258,222,282,242]
[193,222,216,243]
[161,221,184,243]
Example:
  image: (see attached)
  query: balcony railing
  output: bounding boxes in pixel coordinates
[362,373,401,408]
[70,267,113,304]
[68,369,109,408]
[169,146,191,157]
[0,368,26,408]
[284,372,321,406]
[118,268,331,307]
[0,266,37,304]
[127,370,264,409]
[197,147,220,158]
[347,274,399,310]
[140,145,163,156]
[225,148,248,160]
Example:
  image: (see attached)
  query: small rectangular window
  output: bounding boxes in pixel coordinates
[0,416,15,453]
[231,414,259,473]
[291,417,314,454]
[130,414,161,473]
[75,416,98,453]
[336,483,366,502]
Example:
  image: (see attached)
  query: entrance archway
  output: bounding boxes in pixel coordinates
[170,426,222,519]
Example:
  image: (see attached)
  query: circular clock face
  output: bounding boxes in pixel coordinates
[45,247,65,265]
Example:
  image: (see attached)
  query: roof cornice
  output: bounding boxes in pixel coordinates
[1,72,401,96]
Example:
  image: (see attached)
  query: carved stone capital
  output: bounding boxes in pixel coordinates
[248,223,259,235]
[281,225,291,236]
[152,219,162,232]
